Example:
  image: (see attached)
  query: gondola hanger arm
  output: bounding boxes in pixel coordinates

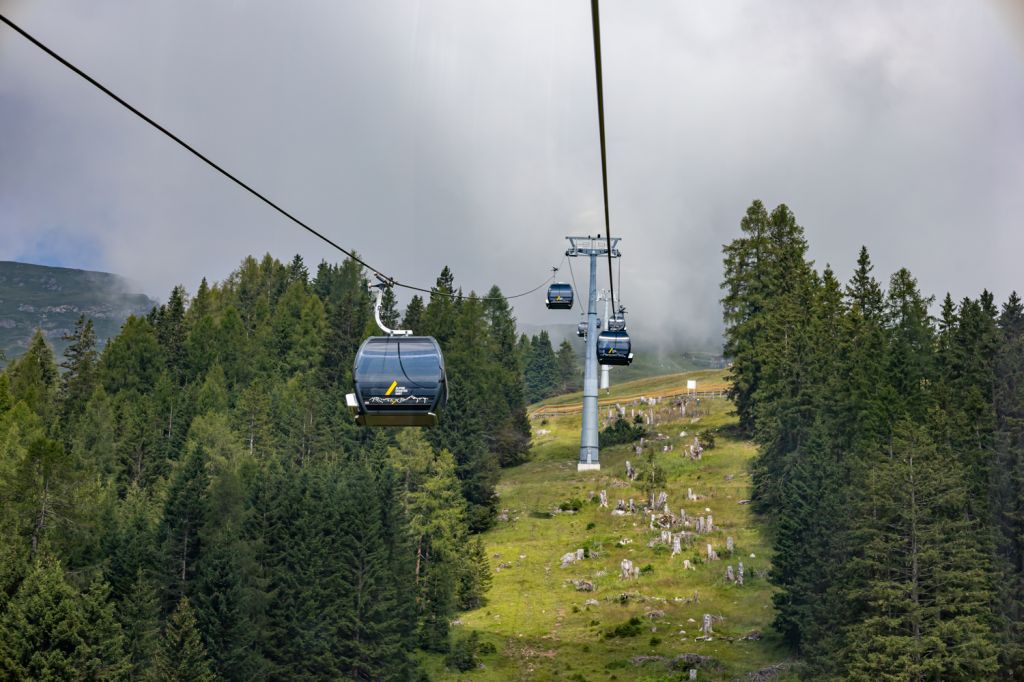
[370,278,412,337]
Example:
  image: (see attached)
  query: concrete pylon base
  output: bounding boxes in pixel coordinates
[577,463,601,472]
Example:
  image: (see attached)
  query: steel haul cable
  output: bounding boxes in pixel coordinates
[0,13,554,302]
[589,0,617,313]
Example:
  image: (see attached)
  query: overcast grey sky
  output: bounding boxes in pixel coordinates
[2,1,1022,348]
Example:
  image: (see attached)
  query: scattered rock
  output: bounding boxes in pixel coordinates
[743,662,791,681]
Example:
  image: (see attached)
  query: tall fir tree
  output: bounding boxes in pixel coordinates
[151,597,216,682]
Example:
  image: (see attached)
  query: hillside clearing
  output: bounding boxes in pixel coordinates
[422,371,794,681]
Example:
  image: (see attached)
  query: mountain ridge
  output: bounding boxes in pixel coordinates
[0,260,156,364]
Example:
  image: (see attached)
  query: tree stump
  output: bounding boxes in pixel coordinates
[599,490,609,508]
[726,536,734,554]
[726,565,735,583]
[737,561,744,586]
[672,534,682,557]
[620,559,634,580]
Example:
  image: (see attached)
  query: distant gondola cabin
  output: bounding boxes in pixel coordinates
[546,283,574,309]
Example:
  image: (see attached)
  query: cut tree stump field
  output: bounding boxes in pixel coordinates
[420,370,793,681]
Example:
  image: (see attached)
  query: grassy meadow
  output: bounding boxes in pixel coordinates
[421,371,795,681]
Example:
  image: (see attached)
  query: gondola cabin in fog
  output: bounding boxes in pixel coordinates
[546,282,574,309]
[577,317,602,337]
[596,329,633,366]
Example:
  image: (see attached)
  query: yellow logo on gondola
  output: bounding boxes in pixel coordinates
[386,380,398,396]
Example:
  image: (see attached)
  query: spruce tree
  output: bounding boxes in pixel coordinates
[402,295,425,334]
[151,597,216,682]
[556,339,580,394]
[483,286,531,467]
[0,555,128,680]
[59,315,99,435]
[841,422,999,680]
[156,285,188,383]
[993,291,1024,672]
[524,331,559,403]
[101,316,165,396]
[160,445,210,608]
[7,329,58,422]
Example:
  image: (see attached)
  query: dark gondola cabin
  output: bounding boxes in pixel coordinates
[546,283,574,309]
[577,318,602,337]
[596,330,633,366]
[607,315,626,332]
[348,336,447,426]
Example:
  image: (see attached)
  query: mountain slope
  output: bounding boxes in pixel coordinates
[0,261,155,364]
[422,370,794,681]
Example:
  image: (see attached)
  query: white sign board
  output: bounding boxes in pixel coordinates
[686,380,697,390]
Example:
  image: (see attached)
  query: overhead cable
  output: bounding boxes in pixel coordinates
[589,0,617,312]
[0,13,554,301]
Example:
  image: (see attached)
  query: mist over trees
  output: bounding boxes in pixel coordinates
[723,200,1024,679]
[0,254,533,679]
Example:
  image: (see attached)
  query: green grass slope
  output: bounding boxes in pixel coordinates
[534,369,728,411]
[0,261,155,365]
[422,371,794,681]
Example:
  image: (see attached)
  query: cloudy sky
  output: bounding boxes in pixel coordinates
[1,1,1022,348]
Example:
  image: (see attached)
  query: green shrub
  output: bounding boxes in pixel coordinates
[559,498,584,512]
[445,631,480,671]
[605,616,644,638]
[601,418,647,446]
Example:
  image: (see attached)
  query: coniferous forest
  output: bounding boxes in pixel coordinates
[0,254,530,680]
[722,200,1024,680]
[1,203,1020,680]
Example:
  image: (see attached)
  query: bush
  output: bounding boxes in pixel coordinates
[478,640,497,655]
[697,429,717,450]
[605,616,644,638]
[559,498,584,512]
[586,522,596,530]
[649,636,662,647]
[445,631,480,671]
[601,418,647,446]
[639,564,654,575]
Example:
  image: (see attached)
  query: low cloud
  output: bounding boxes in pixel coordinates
[1,1,1021,353]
